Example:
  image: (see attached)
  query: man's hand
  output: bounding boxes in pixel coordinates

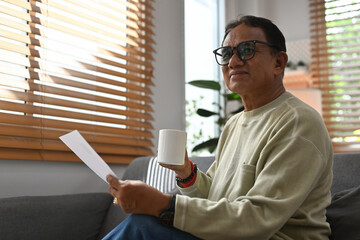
[106,175,171,217]
[159,150,192,179]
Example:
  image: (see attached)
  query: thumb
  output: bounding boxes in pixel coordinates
[106,174,121,186]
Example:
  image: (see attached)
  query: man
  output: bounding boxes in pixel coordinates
[104,15,333,240]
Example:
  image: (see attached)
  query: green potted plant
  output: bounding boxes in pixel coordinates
[187,80,244,153]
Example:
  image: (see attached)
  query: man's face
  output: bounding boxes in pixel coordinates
[221,24,281,98]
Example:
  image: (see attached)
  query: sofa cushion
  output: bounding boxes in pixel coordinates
[122,156,151,182]
[0,193,112,240]
[332,153,360,194]
[326,186,360,240]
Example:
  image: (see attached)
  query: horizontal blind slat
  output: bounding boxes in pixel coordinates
[0,135,153,155]
[5,76,152,95]
[0,124,153,147]
[0,100,153,129]
[2,0,30,9]
[31,69,153,94]
[0,112,153,138]
[29,1,140,49]
[25,77,153,111]
[0,88,153,120]
[0,148,136,164]
[0,30,154,75]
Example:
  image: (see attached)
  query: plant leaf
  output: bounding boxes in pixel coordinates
[192,138,219,152]
[216,117,227,126]
[208,144,217,153]
[226,92,242,102]
[197,108,218,117]
[188,80,221,91]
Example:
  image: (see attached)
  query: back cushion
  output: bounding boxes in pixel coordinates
[145,157,177,193]
[331,153,360,194]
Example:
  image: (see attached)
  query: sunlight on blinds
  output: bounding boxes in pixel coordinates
[309,0,360,152]
[0,0,155,163]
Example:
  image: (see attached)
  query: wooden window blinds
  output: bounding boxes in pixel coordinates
[0,0,155,164]
[309,0,360,153]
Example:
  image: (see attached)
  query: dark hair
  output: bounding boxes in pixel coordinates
[222,15,286,53]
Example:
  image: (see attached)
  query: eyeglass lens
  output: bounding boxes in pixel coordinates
[217,41,256,65]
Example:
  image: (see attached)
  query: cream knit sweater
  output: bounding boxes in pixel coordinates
[174,92,333,240]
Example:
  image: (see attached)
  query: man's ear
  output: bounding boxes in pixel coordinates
[274,51,288,76]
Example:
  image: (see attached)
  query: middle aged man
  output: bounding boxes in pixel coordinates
[104,15,333,240]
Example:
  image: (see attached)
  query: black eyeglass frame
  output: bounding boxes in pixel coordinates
[212,40,282,66]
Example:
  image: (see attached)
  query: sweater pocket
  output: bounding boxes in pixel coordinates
[228,164,256,200]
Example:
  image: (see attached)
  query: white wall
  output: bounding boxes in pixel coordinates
[0,159,125,198]
[0,0,185,198]
[225,0,310,41]
[152,0,186,146]
[258,0,310,41]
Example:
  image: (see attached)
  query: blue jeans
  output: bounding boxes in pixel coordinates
[102,214,202,240]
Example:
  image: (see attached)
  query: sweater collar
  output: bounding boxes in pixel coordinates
[240,91,293,120]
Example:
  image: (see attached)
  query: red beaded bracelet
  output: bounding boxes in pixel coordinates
[176,160,197,187]
[181,170,197,187]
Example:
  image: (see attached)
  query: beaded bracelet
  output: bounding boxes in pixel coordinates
[176,161,197,183]
[181,170,197,188]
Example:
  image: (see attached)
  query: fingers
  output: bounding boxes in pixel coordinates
[108,184,118,197]
[159,150,189,170]
[106,179,138,213]
[107,174,122,201]
[159,163,180,169]
[159,151,192,178]
[107,174,123,189]
[106,174,118,184]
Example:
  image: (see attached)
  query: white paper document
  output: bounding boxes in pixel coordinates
[59,130,117,182]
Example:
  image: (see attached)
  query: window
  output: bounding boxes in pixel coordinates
[0,0,155,164]
[185,0,224,155]
[309,0,360,152]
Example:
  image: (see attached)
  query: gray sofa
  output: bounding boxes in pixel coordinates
[0,153,359,240]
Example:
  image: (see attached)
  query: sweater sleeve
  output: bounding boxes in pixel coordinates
[177,162,215,198]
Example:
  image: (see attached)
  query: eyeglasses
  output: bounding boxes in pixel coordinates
[213,40,281,66]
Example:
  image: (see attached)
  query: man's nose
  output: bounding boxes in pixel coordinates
[228,50,245,67]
